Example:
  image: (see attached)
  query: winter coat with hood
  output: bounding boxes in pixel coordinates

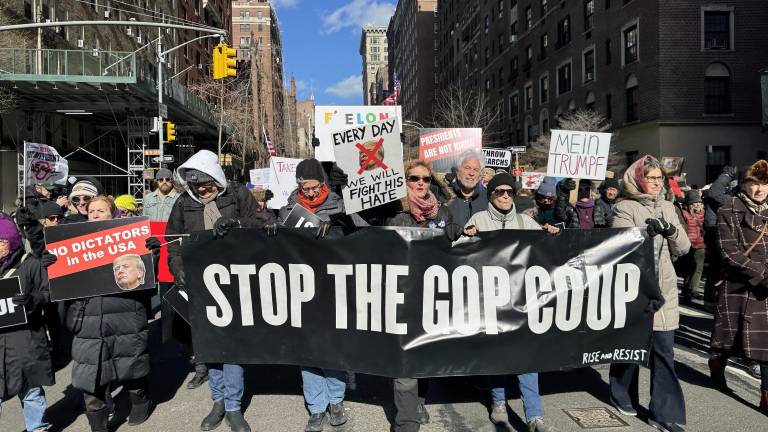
[0,248,54,398]
[612,156,690,332]
[554,182,581,228]
[446,182,488,227]
[710,162,768,361]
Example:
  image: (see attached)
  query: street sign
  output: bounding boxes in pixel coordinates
[159,104,168,118]
[144,149,160,156]
[510,146,527,153]
[152,155,175,163]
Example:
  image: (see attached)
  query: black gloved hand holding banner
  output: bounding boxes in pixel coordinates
[183,227,660,378]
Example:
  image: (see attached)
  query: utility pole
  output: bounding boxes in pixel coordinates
[251,39,262,166]
[157,27,164,166]
[217,79,224,162]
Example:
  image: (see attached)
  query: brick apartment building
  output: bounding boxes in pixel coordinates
[436,0,768,185]
[231,0,285,154]
[387,0,438,126]
[360,25,388,105]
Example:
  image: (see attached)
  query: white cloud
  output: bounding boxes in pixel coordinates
[271,0,299,8]
[321,0,395,33]
[325,75,363,99]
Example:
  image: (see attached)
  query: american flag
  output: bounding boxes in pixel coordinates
[381,73,400,106]
[263,125,276,156]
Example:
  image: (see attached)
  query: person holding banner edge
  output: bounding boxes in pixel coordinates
[460,173,558,432]
[609,155,690,432]
[67,195,160,432]
[166,150,271,432]
[0,216,54,432]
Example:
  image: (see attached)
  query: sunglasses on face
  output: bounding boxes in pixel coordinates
[71,196,92,204]
[407,175,432,183]
[157,178,173,183]
[492,188,515,198]
[193,182,216,191]
[45,215,62,222]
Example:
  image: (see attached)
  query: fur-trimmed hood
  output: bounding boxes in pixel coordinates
[743,160,768,185]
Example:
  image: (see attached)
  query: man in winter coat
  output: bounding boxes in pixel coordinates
[0,216,54,432]
[609,156,690,432]
[594,177,620,228]
[166,150,272,432]
[143,168,180,222]
[463,173,557,432]
[702,166,738,306]
[446,150,488,226]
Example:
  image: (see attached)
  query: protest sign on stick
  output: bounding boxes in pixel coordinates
[332,118,407,214]
[267,157,301,210]
[546,129,611,180]
[661,157,685,177]
[24,142,69,186]
[249,168,271,190]
[521,172,546,190]
[0,277,27,329]
[482,148,512,169]
[45,217,156,301]
[315,106,402,162]
[418,128,482,173]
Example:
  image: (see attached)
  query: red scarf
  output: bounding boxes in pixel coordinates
[408,191,440,224]
[297,183,330,213]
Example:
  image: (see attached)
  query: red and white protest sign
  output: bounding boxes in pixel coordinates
[150,221,174,283]
[418,128,482,173]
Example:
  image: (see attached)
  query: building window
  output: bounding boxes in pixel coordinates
[239,36,250,47]
[511,56,519,79]
[525,45,533,67]
[584,0,595,31]
[510,93,520,118]
[485,15,490,33]
[704,62,731,114]
[605,0,611,9]
[557,61,572,95]
[606,93,612,119]
[525,83,533,111]
[525,6,533,30]
[625,74,639,122]
[623,23,638,64]
[557,16,571,47]
[540,74,549,104]
[240,24,250,31]
[258,11,263,18]
[541,0,548,15]
[703,9,732,50]
[540,109,550,135]
[706,146,731,183]
[540,34,548,59]
[585,91,596,111]
[525,116,535,142]
[583,49,595,83]
[605,39,612,64]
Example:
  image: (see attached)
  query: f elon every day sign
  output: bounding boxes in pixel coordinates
[547,130,612,180]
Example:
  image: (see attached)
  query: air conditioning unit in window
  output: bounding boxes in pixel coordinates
[77,39,84,48]
[92,48,99,57]
[708,39,728,49]
[510,35,518,44]
[136,35,142,43]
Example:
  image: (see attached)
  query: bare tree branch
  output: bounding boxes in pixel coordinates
[432,84,503,146]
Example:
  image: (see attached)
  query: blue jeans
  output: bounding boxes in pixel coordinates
[208,363,244,412]
[301,368,346,414]
[490,373,543,421]
[0,386,50,431]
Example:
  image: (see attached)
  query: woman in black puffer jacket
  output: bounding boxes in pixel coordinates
[69,196,158,432]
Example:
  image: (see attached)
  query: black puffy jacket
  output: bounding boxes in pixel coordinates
[593,197,617,228]
[0,250,54,397]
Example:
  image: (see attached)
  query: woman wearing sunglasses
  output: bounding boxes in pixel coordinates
[64,179,100,224]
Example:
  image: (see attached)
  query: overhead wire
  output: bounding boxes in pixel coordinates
[68,0,221,31]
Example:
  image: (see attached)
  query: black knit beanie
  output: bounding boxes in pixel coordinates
[296,158,325,183]
[486,173,517,200]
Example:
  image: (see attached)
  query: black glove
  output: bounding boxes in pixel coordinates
[175,269,187,290]
[12,292,31,307]
[645,218,676,238]
[560,178,577,192]
[444,171,457,185]
[722,166,739,180]
[14,206,37,228]
[328,164,348,189]
[213,217,241,238]
[40,252,57,268]
[444,223,464,241]
[264,189,274,202]
[645,298,665,314]
[145,236,162,252]
[264,223,279,237]
[315,221,332,239]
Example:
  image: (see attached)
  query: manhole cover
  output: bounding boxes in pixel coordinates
[562,407,630,429]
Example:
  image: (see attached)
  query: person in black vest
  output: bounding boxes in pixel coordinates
[166,150,272,432]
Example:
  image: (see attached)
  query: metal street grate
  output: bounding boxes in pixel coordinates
[562,407,630,429]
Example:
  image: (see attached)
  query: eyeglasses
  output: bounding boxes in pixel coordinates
[45,215,62,222]
[300,183,323,194]
[492,188,515,198]
[645,176,664,183]
[157,178,172,183]
[71,196,92,204]
[407,175,432,183]
[192,182,216,191]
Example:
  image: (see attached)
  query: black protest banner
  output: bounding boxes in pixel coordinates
[184,227,660,378]
[163,284,190,324]
[0,277,27,329]
[282,204,324,228]
[45,217,156,301]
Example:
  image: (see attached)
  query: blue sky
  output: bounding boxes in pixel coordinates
[272,0,395,105]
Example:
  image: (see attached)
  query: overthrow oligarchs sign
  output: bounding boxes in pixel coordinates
[183,227,660,378]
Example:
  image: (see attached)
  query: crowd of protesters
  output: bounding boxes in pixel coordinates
[1,146,767,432]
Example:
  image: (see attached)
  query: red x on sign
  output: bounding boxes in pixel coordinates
[356,137,388,175]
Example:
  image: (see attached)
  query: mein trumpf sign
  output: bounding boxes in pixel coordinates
[546,130,612,181]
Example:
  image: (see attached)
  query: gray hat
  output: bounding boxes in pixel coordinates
[536,177,558,198]
[185,169,214,184]
[686,190,702,205]
[156,168,173,180]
